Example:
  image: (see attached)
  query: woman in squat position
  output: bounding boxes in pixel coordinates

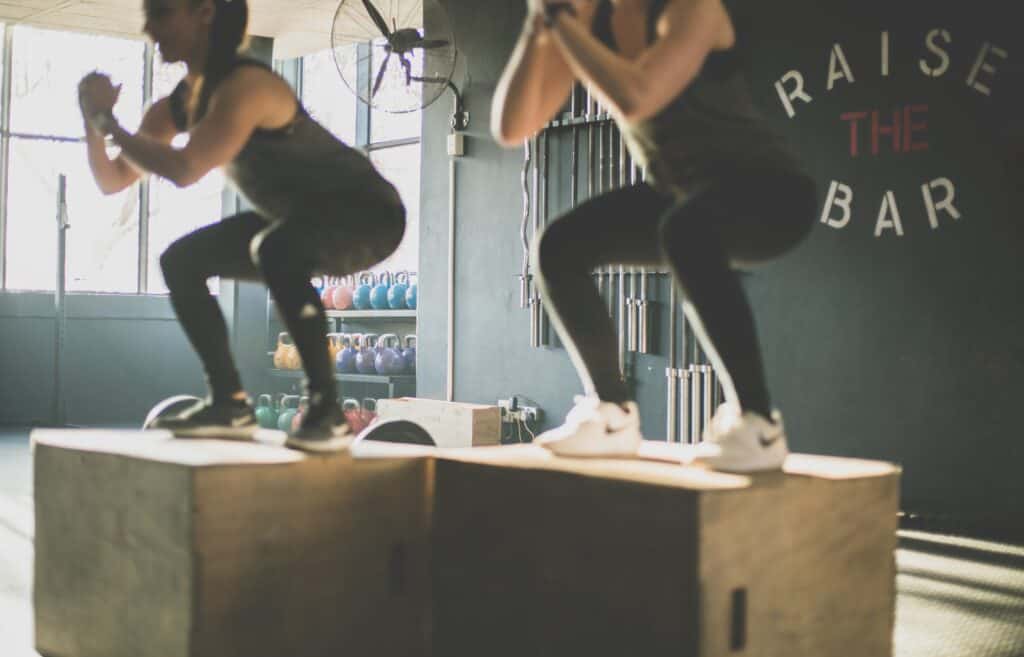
[493,0,816,471]
[79,0,406,452]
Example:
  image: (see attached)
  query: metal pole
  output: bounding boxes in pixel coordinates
[666,284,677,442]
[616,128,626,374]
[536,131,549,346]
[690,364,702,444]
[446,157,456,401]
[54,175,68,426]
[528,135,540,348]
[679,367,691,443]
[701,364,714,434]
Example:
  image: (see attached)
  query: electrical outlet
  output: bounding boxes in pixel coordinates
[498,397,542,424]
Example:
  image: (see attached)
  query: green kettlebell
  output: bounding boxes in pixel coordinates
[277,395,299,432]
[255,394,278,429]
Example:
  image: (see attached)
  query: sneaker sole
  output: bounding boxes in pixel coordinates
[693,442,789,473]
[167,424,259,440]
[537,434,643,458]
[285,435,352,453]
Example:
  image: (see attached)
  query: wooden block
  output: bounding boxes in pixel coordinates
[431,443,900,657]
[375,397,501,448]
[32,430,433,657]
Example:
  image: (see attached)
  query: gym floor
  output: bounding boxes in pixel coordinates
[2,427,1022,657]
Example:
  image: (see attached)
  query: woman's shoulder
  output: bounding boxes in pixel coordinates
[218,58,295,99]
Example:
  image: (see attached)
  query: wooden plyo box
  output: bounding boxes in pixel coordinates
[431,443,901,657]
[33,432,900,657]
[375,397,501,448]
[32,430,433,657]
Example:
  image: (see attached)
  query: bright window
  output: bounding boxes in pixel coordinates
[146,56,224,294]
[10,26,145,137]
[369,45,421,143]
[5,138,139,292]
[370,144,419,274]
[300,44,421,280]
[302,47,357,144]
[147,166,225,295]
[0,27,228,293]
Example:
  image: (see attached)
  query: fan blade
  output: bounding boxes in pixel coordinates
[416,39,450,49]
[361,0,392,38]
[400,57,412,85]
[372,51,392,97]
[411,76,448,84]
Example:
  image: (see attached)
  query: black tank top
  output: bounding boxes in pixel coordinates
[168,58,401,221]
[593,0,802,197]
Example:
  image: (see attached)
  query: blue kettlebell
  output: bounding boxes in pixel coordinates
[405,274,417,310]
[374,334,405,375]
[311,275,325,297]
[388,271,409,310]
[356,333,379,374]
[402,335,416,373]
[370,272,392,310]
[353,272,376,310]
[335,333,359,373]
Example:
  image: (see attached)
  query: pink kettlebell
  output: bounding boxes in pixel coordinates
[331,275,354,311]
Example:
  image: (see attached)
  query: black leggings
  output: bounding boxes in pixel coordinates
[160,205,404,403]
[532,169,817,416]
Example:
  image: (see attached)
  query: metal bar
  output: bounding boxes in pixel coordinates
[635,159,652,354]
[690,365,702,443]
[0,27,13,287]
[666,284,678,442]
[702,364,714,431]
[139,42,154,293]
[679,367,691,444]
[535,130,549,346]
[616,126,626,373]
[519,141,531,309]
[446,157,456,401]
[666,368,677,443]
[532,134,540,347]
[54,174,68,426]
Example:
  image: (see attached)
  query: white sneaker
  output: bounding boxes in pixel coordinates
[694,403,789,473]
[535,396,643,457]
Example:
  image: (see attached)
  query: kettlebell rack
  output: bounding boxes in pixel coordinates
[519,84,723,443]
[264,289,417,401]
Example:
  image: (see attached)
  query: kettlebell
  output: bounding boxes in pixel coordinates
[331,275,354,311]
[353,272,376,310]
[273,332,298,370]
[343,398,365,433]
[370,272,392,310]
[336,333,359,373]
[388,272,409,310]
[311,276,325,298]
[277,395,299,432]
[356,333,379,374]
[255,394,278,429]
[405,272,418,310]
[361,398,379,429]
[291,396,309,433]
[402,335,417,374]
[285,337,302,370]
[374,334,404,375]
[326,333,344,363]
[321,277,337,310]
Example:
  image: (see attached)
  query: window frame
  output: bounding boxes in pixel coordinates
[0,26,221,295]
[299,42,422,165]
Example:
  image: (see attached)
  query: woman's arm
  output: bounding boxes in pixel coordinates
[84,95,179,196]
[545,0,733,123]
[491,5,598,147]
[108,68,272,188]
